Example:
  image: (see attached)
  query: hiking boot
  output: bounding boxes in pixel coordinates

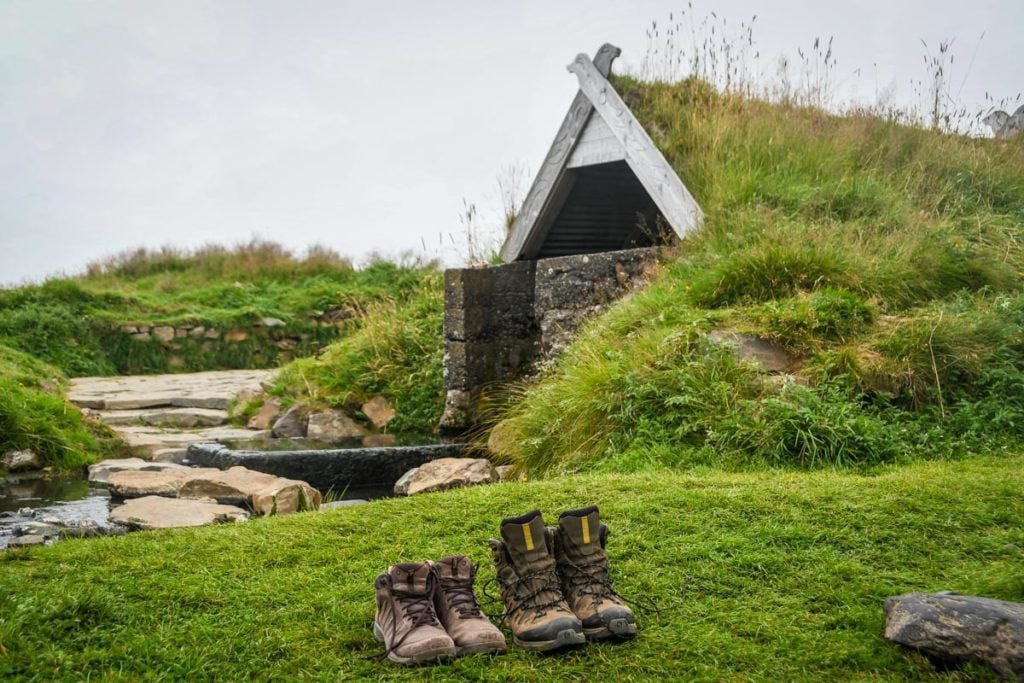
[553,506,637,640]
[490,509,585,652]
[431,555,507,656]
[373,562,457,665]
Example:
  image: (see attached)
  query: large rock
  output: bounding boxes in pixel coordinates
[394,458,497,496]
[109,496,249,530]
[2,449,43,473]
[178,466,321,514]
[884,591,1024,679]
[362,396,396,429]
[707,330,795,373]
[271,405,308,438]
[307,410,368,440]
[247,399,281,430]
[393,467,419,496]
[87,458,190,486]
[106,467,219,498]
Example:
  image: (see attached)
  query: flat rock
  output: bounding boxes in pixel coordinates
[707,330,795,373]
[271,405,308,438]
[7,534,46,548]
[106,467,219,498]
[87,458,189,486]
[362,396,396,429]
[68,370,275,411]
[111,426,271,458]
[307,410,368,440]
[109,496,249,530]
[2,449,43,472]
[885,591,1024,679]
[395,458,497,496]
[179,466,321,514]
[97,407,228,428]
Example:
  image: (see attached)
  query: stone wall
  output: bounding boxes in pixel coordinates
[439,247,659,433]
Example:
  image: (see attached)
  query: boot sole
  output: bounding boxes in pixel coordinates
[373,622,456,666]
[455,642,507,656]
[584,618,638,641]
[512,627,586,652]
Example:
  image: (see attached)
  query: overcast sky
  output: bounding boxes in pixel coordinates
[1,0,1020,284]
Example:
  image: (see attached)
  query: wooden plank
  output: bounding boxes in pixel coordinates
[498,44,621,262]
[566,54,703,240]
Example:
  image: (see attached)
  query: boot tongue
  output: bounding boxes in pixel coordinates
[434,555,473,581]
[388,562,432,593]
[499,509,553,572]
[558,506,602,557]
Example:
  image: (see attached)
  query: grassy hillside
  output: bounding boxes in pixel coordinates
[0,241,439,377]
[269,275,444,434]
[489,77,1024,474]
[0,343,122,469]
[1,455,1019,680]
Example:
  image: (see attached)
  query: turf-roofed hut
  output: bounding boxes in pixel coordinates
[439,43,703,434]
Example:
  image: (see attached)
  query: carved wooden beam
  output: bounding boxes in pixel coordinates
[499,44,621,262]
[566,53,703,239]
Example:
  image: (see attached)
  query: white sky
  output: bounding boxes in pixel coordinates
[1,0,1021,284]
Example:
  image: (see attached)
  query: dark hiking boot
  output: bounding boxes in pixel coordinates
[553,506,637,640]
[373,562,457,665]
[490,509,585,652]
[431,555,507,656]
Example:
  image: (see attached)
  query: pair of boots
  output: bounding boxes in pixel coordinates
[373,505,634,665]
[373,555,506,665]
[492,506,636,652]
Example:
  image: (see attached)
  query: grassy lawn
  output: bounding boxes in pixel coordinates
[2,455,1020,681]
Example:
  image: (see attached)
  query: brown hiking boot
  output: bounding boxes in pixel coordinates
[431,555,507,656]
[373,562,457,665]
[490,509,585,652]
[553,506,637,640]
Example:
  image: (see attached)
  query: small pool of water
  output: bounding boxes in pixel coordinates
[1,467,391,550]
[0,473,114,549]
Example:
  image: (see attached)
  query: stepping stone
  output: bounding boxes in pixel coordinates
[111,426,270,458]
[68,370,275,410]
[96,407,229,428]
[179,466,321,515]
[106,468,220,498]
[87,458,189,486]
[109,496,249,530]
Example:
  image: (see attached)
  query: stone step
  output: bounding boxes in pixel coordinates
[112,426,270,458]
[96,407,229,428]
[68,369,274,410]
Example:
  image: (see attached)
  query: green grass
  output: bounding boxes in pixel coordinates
[1,455,1019,680]
[269,274,444,434]
[0,241,439,377]
[0,343,123,469]
[489,78,1024,475]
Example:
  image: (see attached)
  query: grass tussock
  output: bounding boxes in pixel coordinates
[270,272,444,434]
[0,456,1019,680]
[490,77,1024,475]
[0,344,122,469]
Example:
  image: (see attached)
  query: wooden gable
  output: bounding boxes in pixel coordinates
[499,45,703,262]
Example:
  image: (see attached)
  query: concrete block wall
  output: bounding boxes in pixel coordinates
[439,247,659,434]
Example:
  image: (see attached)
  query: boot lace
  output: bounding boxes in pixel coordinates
[500,568,567,619]
[380,571,441,658]
[439,577,483,619]
[559,555,621,610]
